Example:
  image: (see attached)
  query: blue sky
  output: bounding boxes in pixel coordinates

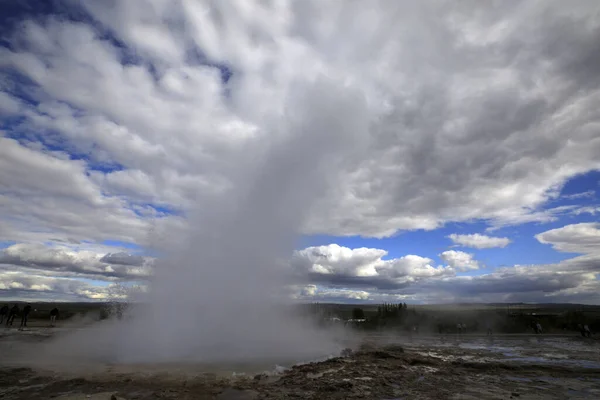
[1,0,599,304]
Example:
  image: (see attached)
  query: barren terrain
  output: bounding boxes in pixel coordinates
[1,326,599,399]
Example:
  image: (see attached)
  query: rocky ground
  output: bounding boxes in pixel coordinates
[2,331,600,399]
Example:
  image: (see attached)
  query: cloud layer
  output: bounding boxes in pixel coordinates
[2,1,600,241]
[3,234,597,304]
[1,1,600,303]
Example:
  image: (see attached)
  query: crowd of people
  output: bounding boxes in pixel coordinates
[0,304,59,329]
[578,323,592,337]
[0,304,596,338]
[432,320,594,337]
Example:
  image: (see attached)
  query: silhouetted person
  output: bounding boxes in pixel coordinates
[6,304,19,327]
[0,305,8,324]
[583,324,591,338]
[19,304,32,329]
[536,322,543,334]
[50,307,59,326]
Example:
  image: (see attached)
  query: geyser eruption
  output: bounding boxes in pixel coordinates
[114,79,370,364]
[43,78,371,366]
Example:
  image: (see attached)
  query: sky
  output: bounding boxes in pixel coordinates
[0,0,599,304]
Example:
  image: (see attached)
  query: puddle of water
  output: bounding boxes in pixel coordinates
[412,336,600,370]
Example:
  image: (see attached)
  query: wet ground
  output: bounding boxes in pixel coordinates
[1,327,599,399]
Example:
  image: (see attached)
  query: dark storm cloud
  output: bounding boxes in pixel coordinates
[304,273,413,291]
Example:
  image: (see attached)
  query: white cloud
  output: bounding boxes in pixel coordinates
[563,190,595,200]
[314,289,371,301]
[0,91,23,114]
[301,284,317,297]
[294,285,371,302]
[535,223,600,254]
[448,233,511,249]
[382,255,451,279]
[291,244,455,291]
[292,244,386,278]
[439,250,480,272]
[572,206,600,216]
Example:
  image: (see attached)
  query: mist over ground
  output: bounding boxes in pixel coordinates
[35,79,370,365]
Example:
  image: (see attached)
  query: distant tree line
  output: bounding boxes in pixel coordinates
[377,303,408,319]
[308,302,600,334]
